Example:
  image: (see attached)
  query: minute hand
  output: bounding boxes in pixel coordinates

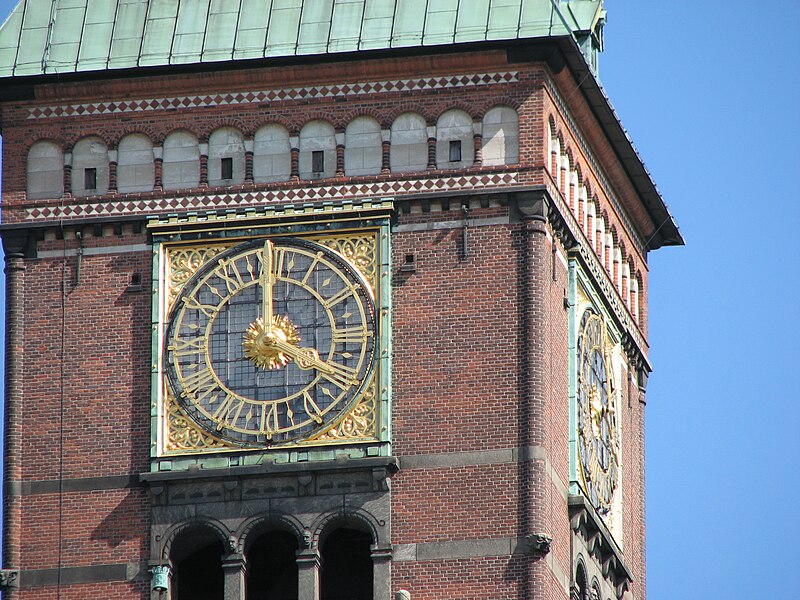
[269,338,358,387]
[267,338,332,374]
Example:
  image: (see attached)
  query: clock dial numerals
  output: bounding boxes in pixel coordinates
[165,237,377,447]
[576,308,618,515]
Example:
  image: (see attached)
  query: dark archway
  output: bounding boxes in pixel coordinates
[575,564,588,600]
[320,527,373,600]
[170,527,225,600]
[246,529,299,600]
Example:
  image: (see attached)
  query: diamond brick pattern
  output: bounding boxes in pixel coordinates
[27,72,519,120]
[23,173,519,221]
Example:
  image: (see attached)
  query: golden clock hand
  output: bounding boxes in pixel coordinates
[267,337,333,375]
[260,240,274,331]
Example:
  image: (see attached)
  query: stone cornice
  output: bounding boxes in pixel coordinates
[517,186,650,371]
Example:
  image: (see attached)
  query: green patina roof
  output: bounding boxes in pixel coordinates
[0,0,603,78]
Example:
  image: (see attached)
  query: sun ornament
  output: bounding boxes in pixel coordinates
[243,315,301,370]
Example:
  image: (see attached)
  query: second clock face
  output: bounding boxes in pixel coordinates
[164,237,377,446]
[577,308,618,515]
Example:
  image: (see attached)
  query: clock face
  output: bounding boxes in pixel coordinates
[576,308,618,515]
[164,237,377,446]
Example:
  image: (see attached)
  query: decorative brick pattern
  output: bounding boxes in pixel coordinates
[23,172,519,221]
[27,72,519,120]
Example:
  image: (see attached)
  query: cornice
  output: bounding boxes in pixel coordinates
[521,185,650,371]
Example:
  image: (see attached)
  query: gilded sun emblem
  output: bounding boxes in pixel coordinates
[243,315,301,370]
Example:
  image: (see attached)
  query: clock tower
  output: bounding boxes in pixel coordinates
[0,2,681,600]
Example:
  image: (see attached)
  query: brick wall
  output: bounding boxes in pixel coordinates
[1,47,651,600]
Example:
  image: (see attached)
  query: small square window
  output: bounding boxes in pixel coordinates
[449,140,462,162]
[312,150,325,174]
[221,157,233,180]
[84,168,97,190]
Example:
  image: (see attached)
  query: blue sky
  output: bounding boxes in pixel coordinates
[0,2,797,599]
[601,1,800,598]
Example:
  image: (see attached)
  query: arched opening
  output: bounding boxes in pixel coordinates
[482,105,519,166]
[117,133,154,193]
[299,120,336,179]
[27,140,63,199]
[575,564,588,600]
[435,109,474,169]
[246,529,299,600]
[345,116,382,176]
[72,136,109,196]
[320,527,373,600]
[208,127,245,186]
[170,527,225,600]
[163,130,200,190]
[389,112,427,173]
[253,124,291,183]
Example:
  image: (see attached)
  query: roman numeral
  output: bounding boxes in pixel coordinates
[332,325,371,344]
[168,336,207,357]
[320,361,359,390]
[300,252,324,285]
[321,285,356,309]
[181,295,220,318]
[212,394,245,431]
[303,391,325,424]
[271,246,285,279]
[215,258,249,294]
[179,366,218,402]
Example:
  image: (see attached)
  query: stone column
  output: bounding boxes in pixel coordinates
[381,129,391,173]
[2,231,28,594]
[516,190,551,542]
[371,546,392,600]
[296,548,320,600]
[290,136,300,180]
[63,151,73,196]
[472,122,482,166]
[426,125,436,169]
[244,139,254,184]
[108,149,118,194]
[153,146,163,190]
[335,132,345,176]
[221,553,246,600]
[199,142,209,187]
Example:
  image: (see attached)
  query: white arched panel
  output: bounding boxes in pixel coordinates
[482,106,519,166]
[117,134,154,193]
[163,130,200,190]
[253,124,291,183]
[27,141,63,199]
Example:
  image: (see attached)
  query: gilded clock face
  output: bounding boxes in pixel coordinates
[164,237,377,446]
[577,308,618,515]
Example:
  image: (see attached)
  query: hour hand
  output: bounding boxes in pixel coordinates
[260,240,274,329]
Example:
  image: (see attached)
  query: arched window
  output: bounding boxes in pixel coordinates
[389,112,427,173]
[482,106,519,166]
[253,124,291,183]
[299,120,336,180]
[575,564,588,600]
[320,527,373,600]
[436,109,474,169]
[72,136,109,196]
[117,134,154,193]
[345,116,382,176]
[208,127,245,186]
[163,130,200,190]
[170,527,224,600]
[27,140,63,199]
[246,530,299,600]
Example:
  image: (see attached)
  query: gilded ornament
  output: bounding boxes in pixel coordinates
[243,315,302,370]
[317,234,377,290]
[166,245,230,309]
[164,237,377,447]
